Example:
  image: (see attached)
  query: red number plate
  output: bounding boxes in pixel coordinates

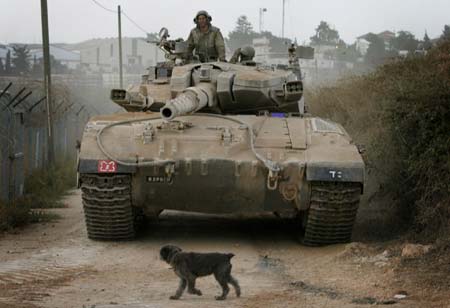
[98,160,117,173]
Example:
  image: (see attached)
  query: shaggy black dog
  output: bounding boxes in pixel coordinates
[159,244,241,300]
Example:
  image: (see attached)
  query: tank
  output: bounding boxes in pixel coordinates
[77,28,364,246]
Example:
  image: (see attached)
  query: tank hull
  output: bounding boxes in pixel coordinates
[78,112,364,245]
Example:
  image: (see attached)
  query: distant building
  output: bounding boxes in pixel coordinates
[253,37,271,60]
[252,37,354,84]
[356,30,395,55]
[377,31,396,42]
[355,38,370,56]
[0,44,13,63]
[30,45,80,70]
[78,37,164,73]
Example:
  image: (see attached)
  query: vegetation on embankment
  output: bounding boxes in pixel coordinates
[0,161,76,231]
[307,41,450,241]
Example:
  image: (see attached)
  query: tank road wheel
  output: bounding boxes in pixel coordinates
[302,182,361,246]
[80,174,136,240]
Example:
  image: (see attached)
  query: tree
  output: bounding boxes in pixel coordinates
[441,25,450,42]
[50,55,68,74]
[391,31,419,52]
[5,50,11,75]
[227,15,257,51]
[310,21,340,45]
[364,33,388,66]
[0,58,4,75]
[12,45,31,74]
[422,32,433,50]
[259,31,292,53]
[234,15,253,34]
[335,43,361,62]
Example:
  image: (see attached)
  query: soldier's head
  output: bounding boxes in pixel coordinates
[240,46,255,62]
[194,10,212,28]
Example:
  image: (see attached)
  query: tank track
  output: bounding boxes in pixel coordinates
[80,174,135,240]
[303,182,361,246]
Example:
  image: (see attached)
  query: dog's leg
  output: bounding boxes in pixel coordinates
[228,275,241,297]
[178,266,202,296]
[214,272,230,300]
[186,277,202,296]
[170,278,186,300]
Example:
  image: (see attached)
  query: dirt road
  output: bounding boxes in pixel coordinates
[0,190,448,308]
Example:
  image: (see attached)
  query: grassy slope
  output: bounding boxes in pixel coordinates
[306,41,450,241]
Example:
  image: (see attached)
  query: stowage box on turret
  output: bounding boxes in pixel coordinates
[77,28,364,246]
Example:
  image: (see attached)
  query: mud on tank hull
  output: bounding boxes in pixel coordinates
[78,112,364,246]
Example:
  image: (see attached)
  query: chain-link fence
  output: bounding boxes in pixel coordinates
[0,79,89,202]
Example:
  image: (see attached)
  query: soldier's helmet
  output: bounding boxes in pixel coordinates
[240,45,255,61]
[193,10,212,23]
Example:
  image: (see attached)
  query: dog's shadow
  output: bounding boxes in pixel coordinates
[138,211,299,243]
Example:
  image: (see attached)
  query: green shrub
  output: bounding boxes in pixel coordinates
[0,160,75,231]
[0,198,31,230]
[0,198,59,231]
[24,160,77,208]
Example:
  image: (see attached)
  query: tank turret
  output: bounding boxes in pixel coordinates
[111,28,306,117]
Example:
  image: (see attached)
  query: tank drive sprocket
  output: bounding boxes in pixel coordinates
[81,174,135,240]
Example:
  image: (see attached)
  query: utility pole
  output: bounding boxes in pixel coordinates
[282,0,286,38]
[118,5,123,88]
[40,0,55,165]
[259,8,267,33]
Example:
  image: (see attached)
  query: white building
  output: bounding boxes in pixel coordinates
[355,38,370,56]
[356,31,395,55]
[79,37,165,73]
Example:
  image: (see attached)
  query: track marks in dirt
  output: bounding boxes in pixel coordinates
[0,266,92,285]
[0,265,96,308]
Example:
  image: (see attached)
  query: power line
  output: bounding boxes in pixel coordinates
[89,0,149,35]
[90,0,116,13]
[122,10,149,35]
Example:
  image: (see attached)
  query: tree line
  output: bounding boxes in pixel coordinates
[227,16,450,66]
[2,19,449,76]
[0,45,70,77]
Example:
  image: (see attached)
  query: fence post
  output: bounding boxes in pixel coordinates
[35,131,40,169]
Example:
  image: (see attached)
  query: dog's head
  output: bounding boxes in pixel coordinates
[160,245,182,264]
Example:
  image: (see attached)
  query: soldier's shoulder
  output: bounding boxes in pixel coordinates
[210,26,222,33]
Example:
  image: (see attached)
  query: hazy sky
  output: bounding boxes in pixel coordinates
[1,0,449,45]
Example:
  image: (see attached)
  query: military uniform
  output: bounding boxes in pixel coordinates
[186,26,226,62]
[229,46,255,64]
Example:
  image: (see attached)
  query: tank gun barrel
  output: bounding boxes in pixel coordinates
[160,83,215,121]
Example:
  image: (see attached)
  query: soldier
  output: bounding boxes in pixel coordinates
[186,10,226,63]
[229,46,256,65]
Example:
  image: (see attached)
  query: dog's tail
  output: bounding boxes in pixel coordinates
[227,253,235,259]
